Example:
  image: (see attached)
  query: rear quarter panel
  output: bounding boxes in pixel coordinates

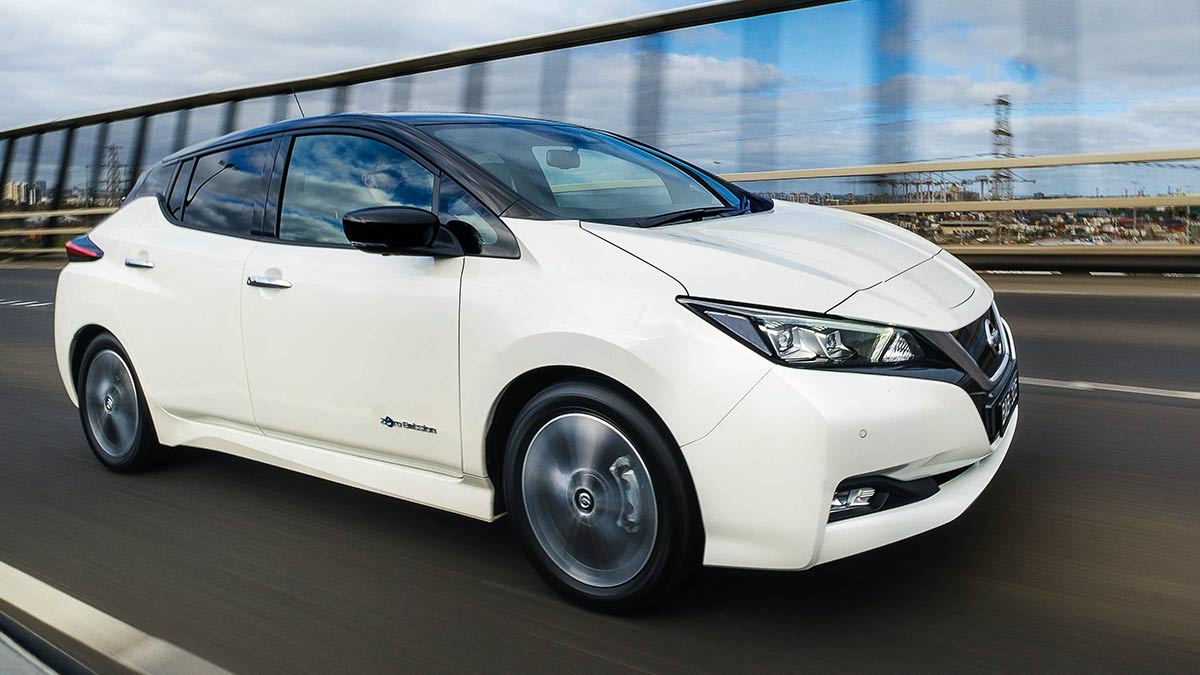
[53,202,158,405]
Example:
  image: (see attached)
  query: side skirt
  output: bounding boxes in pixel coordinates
[148,402,497,522]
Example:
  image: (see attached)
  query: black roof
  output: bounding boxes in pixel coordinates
[385,112,569,126]
[155,111,770,224]
[162,112,571,163]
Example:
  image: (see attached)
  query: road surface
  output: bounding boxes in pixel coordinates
[1,268,1197,672]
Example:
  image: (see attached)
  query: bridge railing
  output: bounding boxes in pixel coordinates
[2,0,1198,270]
[4,147,1198,271]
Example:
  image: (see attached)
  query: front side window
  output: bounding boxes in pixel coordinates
[279,134,435,245]
[424,123,741,226]
[440,179,500,249]
[182,142,272,236]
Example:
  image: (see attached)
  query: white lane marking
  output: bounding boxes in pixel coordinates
[995,290,1096,296]
[0,561,229,674]
[979,270,1060,275]
[1022,377,1200,401]
[0,299,52,307]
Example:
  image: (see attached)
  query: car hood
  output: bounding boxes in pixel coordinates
[582,201,991,332]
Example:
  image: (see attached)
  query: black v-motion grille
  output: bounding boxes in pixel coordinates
[952,305,1006,377]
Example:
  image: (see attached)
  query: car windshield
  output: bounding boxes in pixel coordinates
[422,123,742,226]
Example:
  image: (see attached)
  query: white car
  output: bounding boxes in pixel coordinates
[55,113,1018,609]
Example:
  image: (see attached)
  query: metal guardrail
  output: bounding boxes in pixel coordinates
[838,194,1200,215]
[721,148,1200,181]
[1,0,1194,274]
[3,148,1199,270]
[0,208,117,222]
[727,147,1200,214]
[945,246,1200,273]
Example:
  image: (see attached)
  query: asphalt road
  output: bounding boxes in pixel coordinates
[1,268,1198,673]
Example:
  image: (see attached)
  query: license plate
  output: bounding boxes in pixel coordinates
[998,375,1018,431]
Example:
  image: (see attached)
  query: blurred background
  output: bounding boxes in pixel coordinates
[2,0,1199,260]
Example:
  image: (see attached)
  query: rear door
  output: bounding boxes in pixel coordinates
[240,132,464,473]
[112,141,275,429]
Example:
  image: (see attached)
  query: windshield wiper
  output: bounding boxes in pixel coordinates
[638,205,745,228]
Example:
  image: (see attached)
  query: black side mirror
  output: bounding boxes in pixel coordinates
[342,207,463,257]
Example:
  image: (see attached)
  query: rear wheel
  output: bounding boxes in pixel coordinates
[503,380,702,611]
[77,335,159,471]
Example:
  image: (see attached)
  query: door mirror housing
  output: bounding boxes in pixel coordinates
[342,207,463,257]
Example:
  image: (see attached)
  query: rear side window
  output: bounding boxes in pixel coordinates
[278,134,435,245]
[127,163,177,201]
[166,158,193,220]
[181,142,273,237]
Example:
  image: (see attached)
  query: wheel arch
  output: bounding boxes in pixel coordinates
[483,365,702,529]
[69,324,115,394]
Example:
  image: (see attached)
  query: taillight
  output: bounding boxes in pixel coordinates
[65,234,104,262]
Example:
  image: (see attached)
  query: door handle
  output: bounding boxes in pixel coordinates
[124,258,154,269]
[247,275,292,289]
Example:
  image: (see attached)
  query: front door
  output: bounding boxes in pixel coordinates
[240,132,463,473]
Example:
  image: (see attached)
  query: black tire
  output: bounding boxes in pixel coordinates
[76,334,160,472]
[503,380,703,611]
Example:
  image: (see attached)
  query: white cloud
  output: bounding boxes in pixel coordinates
[0,0,677,128]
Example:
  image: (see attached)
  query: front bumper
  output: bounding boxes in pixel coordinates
[681,363,1017,570]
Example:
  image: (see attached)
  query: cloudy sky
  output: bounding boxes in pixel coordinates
[3,0,1199,196]
[0,0,690,127]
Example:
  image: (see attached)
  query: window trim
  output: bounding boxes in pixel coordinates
[161,157,194,226]
[165,138,277,241]
[266,127,519,258]
[414,121,771,223]
[273,129,437,250]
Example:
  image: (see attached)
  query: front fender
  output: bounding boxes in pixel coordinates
[458,220,771,477]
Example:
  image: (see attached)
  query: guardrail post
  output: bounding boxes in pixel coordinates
[172,109,191,152]
[463,63,487,113]
[633,34,665,142]
[221,101,240,135]
[272,95,290,123]
[25,132,42,191]
[331,86,349,114]
[390,78,412,112]
[89,122,109,206]
[0,139,12,206]
[538,51,569,120]
[872,0,913,166]
[737,17,779,172]
[47,126,76,226]
[1024,0,1079,158]
[127,116,149,192]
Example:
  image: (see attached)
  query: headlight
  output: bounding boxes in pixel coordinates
[679,298,925,368]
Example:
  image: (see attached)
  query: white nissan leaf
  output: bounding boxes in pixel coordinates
[55,113,1018,609]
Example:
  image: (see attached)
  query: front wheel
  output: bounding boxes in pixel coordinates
[503,381,702,611]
